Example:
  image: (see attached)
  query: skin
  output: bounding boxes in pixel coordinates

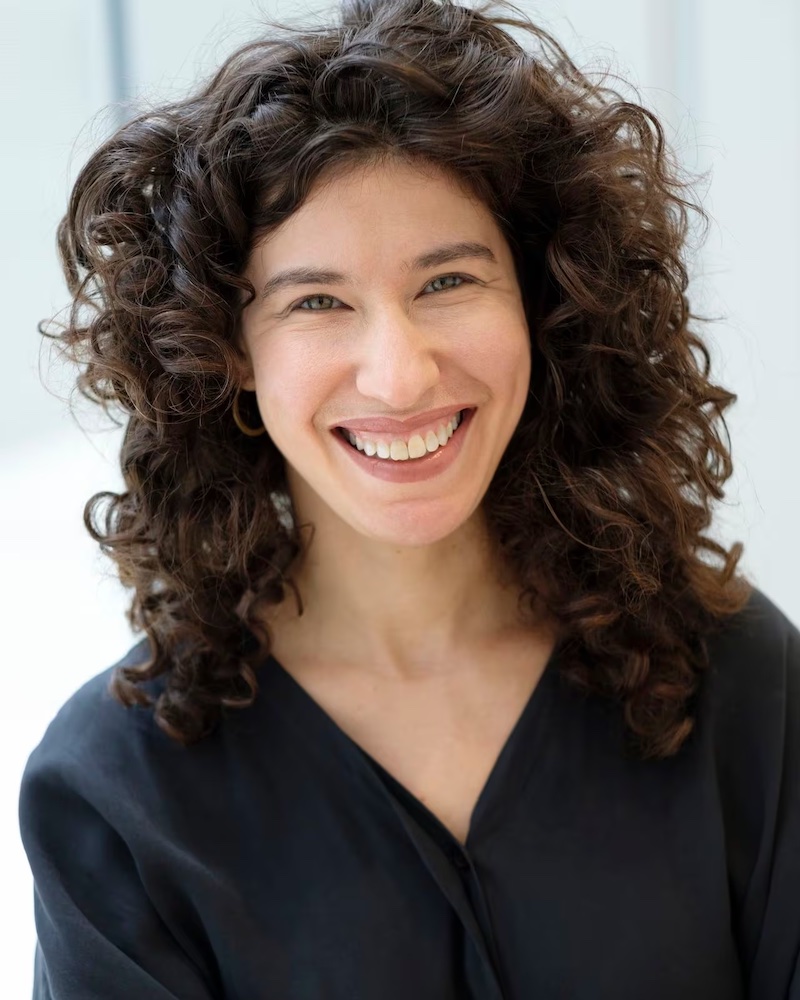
[238,156,548,682]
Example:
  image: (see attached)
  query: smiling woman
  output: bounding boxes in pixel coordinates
[237,156,531,525]
[17,0,800,998]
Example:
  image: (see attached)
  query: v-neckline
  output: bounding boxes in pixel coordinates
[264,636,564,851]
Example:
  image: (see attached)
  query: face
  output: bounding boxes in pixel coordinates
[239,157,532,548]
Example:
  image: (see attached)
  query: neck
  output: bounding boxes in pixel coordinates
[260,500,548,682]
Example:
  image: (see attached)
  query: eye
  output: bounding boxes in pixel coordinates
[426,273,473,293]
[293,293,343,312]
[290,273,475,311]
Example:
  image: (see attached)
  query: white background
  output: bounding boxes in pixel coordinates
[2,0,799,992]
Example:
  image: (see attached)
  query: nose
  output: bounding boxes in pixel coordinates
[354,309,441,410]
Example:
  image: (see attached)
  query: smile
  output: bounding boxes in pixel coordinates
[337,409,467,461]
[331,408,477,484]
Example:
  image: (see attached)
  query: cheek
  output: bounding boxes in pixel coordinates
[255,342,339,432]
[465,324,531,389]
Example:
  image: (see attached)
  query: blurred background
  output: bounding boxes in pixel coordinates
[2,0,798,990]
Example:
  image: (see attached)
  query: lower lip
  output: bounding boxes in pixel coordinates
[331,408,476,483]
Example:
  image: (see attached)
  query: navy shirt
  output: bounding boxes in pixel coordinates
[18,586,800,998]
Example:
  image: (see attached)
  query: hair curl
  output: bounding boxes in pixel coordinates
[43,0,753,759]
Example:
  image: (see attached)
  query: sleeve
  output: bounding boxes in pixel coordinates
[737,610,800,998]
[19,750,219,1000]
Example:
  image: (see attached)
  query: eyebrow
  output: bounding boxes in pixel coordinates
[258,240,498,301]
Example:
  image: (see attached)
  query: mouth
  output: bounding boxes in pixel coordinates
[333,408,474,456]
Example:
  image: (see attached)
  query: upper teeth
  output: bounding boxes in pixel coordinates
[343,411,463,461]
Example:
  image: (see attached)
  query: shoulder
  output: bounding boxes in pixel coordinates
[18,637,212,890]
[29,637,162,751]
[695,584,800,853]
[19,638,181,820]
[18,642,227,996]
[701,584,799,722]
[711,583,798,657]
[695,590,800,987]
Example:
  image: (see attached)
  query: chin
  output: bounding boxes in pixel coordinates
[347,500,483,549]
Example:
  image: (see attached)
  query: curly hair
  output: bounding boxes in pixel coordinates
[43,0,753,759]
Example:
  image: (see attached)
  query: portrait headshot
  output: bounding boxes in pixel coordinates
[7,0,800,997]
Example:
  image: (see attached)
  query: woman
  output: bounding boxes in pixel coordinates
[19,0,800,997]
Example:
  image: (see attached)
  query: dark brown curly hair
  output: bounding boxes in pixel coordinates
[43,0,753,759]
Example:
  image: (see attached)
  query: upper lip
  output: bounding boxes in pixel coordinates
[334,405,473,436]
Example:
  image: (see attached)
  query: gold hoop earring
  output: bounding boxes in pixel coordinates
[232,387,267,437]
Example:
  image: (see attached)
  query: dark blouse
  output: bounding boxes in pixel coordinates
[18,586,800,999]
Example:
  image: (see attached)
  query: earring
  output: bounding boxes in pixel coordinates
[232,387,267,437]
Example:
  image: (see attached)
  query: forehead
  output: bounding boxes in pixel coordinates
[253,158,502,265]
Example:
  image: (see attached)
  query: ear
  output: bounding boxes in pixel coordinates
[234,352,257,392]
